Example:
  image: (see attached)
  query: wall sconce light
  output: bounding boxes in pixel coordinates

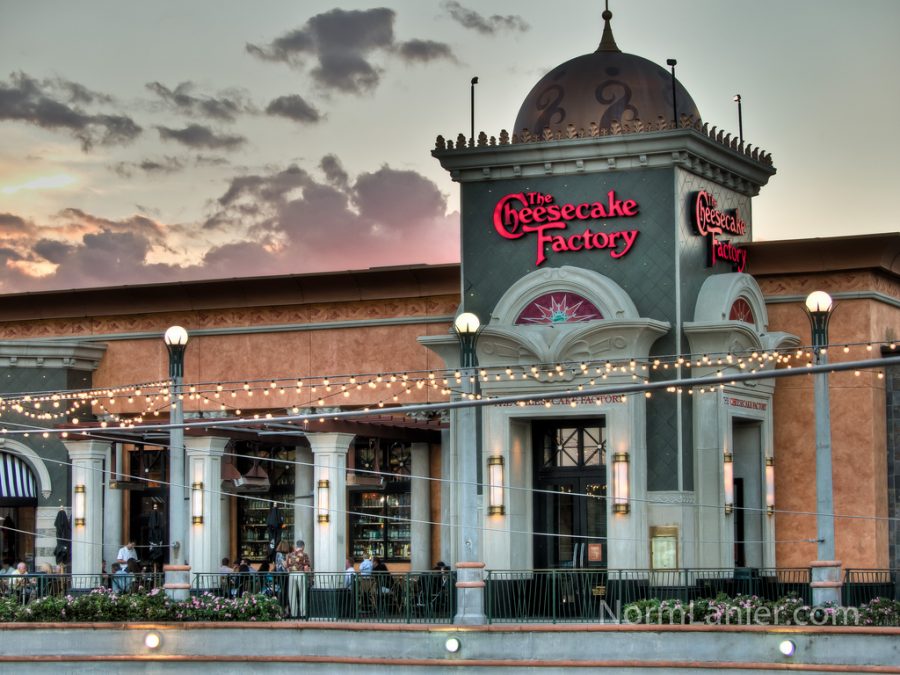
[487,456,505,515]
[73,484,86,526]
[723,452,734,515]
[144,632,161,649]
[613,452,630,514]
[317,479,330,523]
[191,482,204,524]
[765,457,775,516]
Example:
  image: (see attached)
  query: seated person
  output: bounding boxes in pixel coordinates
[111,563,130,593]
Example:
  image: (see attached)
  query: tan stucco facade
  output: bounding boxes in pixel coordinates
[748,234,900,569]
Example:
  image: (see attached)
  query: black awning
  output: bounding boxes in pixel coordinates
[0,452,36,500]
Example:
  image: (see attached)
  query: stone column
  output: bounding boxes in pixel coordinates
[294,445,314,562]
[102,442,122,570]
[306,433,354,573]
[64,439,110,579]
[186,436,227,577]
[410,442,431,571]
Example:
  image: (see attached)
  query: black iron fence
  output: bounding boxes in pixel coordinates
[0,571,165,605]
[1,567,894,622]
[191,571,455,623]
[484,568,899,624]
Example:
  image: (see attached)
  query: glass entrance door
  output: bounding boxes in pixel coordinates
[533,422,607,569]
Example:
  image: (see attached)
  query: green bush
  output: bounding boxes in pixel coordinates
[9,587,283,623]
[622,593,900,626]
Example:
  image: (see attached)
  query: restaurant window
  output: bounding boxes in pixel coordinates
[348,438,412,563]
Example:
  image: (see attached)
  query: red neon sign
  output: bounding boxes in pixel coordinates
[492,191,639,266]
[691,190,748,272]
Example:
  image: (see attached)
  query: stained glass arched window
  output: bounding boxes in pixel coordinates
[515,292,604,325]
[728,297,754,325]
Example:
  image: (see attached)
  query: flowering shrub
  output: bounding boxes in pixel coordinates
[622,593,900,626]
[9,587,283,623]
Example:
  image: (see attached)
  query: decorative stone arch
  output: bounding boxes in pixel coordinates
[491,265,641,326]
[692,273,769,333]
[0,438,52,499]
[686,273,800,360]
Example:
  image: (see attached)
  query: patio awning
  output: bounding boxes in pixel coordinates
[0,452,36,499]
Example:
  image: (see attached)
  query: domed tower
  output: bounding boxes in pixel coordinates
[514,8,701,136]
[426,6,787,577]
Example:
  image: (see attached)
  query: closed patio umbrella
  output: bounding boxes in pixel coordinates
[53,508,70,565]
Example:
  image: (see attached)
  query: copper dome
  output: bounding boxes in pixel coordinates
[513,11,701,135]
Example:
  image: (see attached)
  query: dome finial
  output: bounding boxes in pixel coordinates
[597,1,620,53]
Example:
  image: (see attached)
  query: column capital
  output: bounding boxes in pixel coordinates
[64,438,110,461]
[185,435,229,457]
[305,432,355,455]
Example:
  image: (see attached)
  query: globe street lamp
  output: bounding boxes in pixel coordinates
[453,311,485,624]
[804,292,841,605]
[164,325,189,567]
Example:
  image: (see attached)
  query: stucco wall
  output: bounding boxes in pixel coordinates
[757,270,899,569]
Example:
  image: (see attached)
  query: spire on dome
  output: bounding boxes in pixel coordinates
[597,2,620,53]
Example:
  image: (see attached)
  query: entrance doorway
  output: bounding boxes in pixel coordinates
[732,421,763,568]
[533,421,607,569]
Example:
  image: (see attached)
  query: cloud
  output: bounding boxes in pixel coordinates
[442,1,529,35]
[247,8,454,94]
[265,94,321,124]
[146,81,254,122]
[319,154,349,191]
[0,157,458,293]
[206,158,458,271]
[0,71,141,151]
[397,40,456,63]
[156,124,245,150]
[112,156,185,178]
[0,212,37,238]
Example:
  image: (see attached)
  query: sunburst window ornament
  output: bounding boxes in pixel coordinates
[515,292,603,325]
[729,298,754,324]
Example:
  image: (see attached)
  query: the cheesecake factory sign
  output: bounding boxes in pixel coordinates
[492,190,640,266]
[691,190,748,272]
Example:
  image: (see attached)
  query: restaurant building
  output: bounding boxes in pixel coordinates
[0,9,895,585]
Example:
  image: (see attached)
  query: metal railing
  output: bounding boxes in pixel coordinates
[842,569,898,606]
[0,572,166,605]
[484,568,899,624]
[2,567,893,622]
[191,571,455,623]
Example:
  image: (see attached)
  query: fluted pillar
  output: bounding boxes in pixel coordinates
[294,445,314,562]
[64,439,110,578]
[186,436,228,575]
[410,442,431,570]
[306,433,354,573]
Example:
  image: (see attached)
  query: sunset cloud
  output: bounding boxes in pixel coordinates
[0,72,141,151]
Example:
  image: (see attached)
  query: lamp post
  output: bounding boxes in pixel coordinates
[666,59,678,127]
[733,94,743,144]
[164,325,189,567]
[470,76,478,146]
[804,291,841,605]
[453,311,485,624]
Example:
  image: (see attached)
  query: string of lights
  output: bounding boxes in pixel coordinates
[0,338,892,420]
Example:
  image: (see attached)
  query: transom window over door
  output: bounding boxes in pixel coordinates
[541,425,607,469]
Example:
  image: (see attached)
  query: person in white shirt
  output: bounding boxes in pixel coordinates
[344,558,356,588]
[359,554,373,576]
[116,541,138,565]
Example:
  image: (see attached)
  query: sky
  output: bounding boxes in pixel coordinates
[1,0,897,294]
